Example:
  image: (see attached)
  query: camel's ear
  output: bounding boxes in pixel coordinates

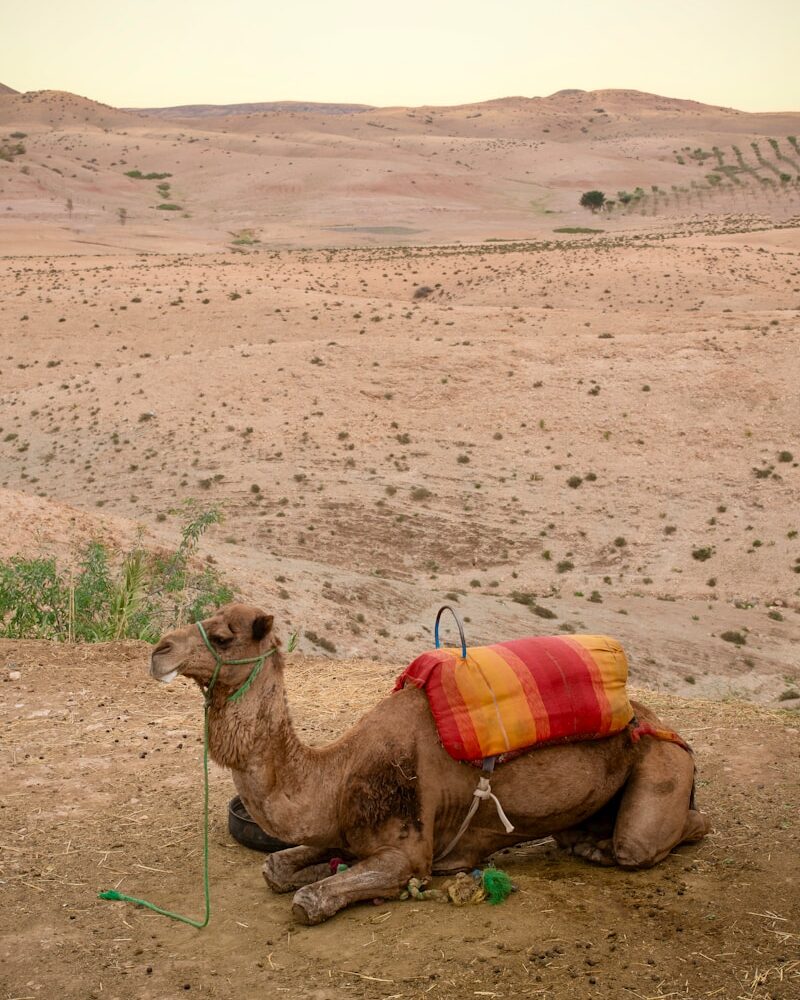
[252,614,274,642]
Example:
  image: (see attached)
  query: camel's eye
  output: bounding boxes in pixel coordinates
[210,634,233,648]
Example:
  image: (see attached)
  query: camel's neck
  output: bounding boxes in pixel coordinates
[206,652,305,779]
[206,652,339,844]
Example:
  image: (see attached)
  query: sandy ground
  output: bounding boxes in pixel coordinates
[1,225,799,705]
[1,641,798,1000]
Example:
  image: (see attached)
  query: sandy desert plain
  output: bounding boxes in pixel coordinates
[1,84,799,998]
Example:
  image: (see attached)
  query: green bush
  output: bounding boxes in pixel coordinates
[0,505,232,642]
[720,630,746,646]
[579,190,606,212]
[125,170,172,180]
[0,141,25,162]
[510,591,557,619]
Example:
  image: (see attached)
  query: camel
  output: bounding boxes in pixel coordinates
[150,603,711,924]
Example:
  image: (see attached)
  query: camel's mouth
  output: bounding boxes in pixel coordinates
[150,657,181,683]
[150,642,184,683]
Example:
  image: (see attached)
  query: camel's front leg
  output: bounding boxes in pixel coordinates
[291,848,416,925]
[262,845,344,893]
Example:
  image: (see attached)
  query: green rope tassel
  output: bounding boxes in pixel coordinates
[482,868,514,905]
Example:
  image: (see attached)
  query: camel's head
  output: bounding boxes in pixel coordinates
[150,603,279,692]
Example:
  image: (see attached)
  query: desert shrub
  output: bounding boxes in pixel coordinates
[0,141,25,162]
[0,505,231,642]
[579,190,606,212]
[125,170,172,180]
[230,228,260,245]
[720,630,746,646]
[156,203,182,211]
[511,591,557,618]
[304,630,337,653]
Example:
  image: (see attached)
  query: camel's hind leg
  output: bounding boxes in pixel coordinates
[612,739,711,869]
[554,790,622,865]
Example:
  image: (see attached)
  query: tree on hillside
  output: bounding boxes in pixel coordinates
[580,190,606,213]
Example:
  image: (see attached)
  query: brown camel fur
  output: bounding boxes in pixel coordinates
[150,604,711,924]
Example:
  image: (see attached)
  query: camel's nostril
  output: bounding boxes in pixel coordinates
[153,640,173,656]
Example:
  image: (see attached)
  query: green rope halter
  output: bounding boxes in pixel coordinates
[195,618,279,705]
[99,619,296,928]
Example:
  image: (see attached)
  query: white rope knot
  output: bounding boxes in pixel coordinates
[434,770,515,862]
[474,776,515,833]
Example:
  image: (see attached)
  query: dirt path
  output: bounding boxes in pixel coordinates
[1,640,798,999]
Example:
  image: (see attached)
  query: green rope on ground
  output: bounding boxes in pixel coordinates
[98,625,298,928]
[98,667,218,927]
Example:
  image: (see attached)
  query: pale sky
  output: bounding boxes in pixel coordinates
[2,0,798,112]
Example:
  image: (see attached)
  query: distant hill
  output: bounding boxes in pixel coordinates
[130,90,741,121]
[0,82,19,96]
[0,89,139,128]
[129,100,375,119]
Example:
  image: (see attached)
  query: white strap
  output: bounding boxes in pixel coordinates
[434,774,515,862]
[473,776,515,834]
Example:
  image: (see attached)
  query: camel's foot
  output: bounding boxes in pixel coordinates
[262,846,340,894]
[290,851,415,924]
[554,829,616,866]
[682,809,712,843]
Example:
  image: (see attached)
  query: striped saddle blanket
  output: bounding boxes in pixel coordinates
[394,634,635,763]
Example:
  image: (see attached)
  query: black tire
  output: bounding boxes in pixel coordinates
[228,795,296,853]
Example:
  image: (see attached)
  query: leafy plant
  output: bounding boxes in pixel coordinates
[0,506,232,642]
[720,630,746,646]
[579,190,606,213]
[125,170,172,180]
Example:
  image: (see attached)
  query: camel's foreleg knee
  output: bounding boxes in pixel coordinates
[291,849,416,925]
[262,845,342,894]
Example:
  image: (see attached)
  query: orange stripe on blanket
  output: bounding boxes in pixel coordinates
[465,645,540,753]
[436,651,483,759]
[569,635,632,734]
[450,650,513,756]
[394,633,635,762]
